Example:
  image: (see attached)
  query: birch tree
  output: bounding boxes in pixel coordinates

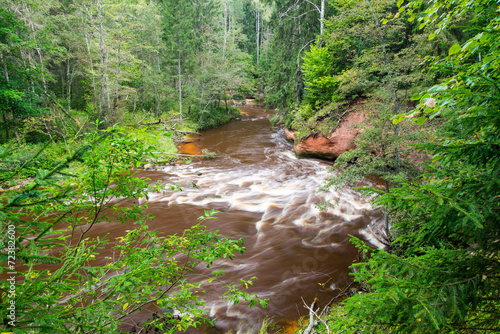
[161,0,198,122]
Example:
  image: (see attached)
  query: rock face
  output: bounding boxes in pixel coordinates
[286,110,365,160]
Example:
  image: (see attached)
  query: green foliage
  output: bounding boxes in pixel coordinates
[326,0,500,332]
[283,0,437,138]
[0,128,266,332]
[261,0,327,110]
[0,7,48,140]
[323,102,428,194]
[222,276,269,309]
[328,240,489,333]
[192,106,241,131]
[302,44,339,106]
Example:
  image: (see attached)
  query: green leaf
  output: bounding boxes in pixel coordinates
[428,33,436,40]
[392,114,405,125]
[410,93,421,101]
[397,0,404,7]
[428,85,448,92]
[448,44,461,55]
[416,117,427,126]
[260,299,268,308]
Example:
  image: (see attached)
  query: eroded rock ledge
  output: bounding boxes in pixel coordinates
[285,110,365,160]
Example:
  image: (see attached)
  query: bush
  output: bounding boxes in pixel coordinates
[0,128,267,333]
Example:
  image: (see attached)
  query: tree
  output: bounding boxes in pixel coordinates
[0,6,48,141]
[161,0,199,122]
[324,0,500,332]
[0,128,265,332]
[260,0,326,109]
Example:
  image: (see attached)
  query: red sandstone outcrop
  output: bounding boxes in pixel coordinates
[284,128,296,141]
[286,110,365,160]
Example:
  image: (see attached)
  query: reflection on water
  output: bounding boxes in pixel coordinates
[119,105,385,332]
[178,134,203,156]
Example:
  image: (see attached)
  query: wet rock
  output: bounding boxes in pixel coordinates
[143,164,154,170]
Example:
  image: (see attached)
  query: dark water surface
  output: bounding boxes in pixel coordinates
[115,105,384,332]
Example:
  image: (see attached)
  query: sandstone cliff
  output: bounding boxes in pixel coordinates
[285,110,365,160]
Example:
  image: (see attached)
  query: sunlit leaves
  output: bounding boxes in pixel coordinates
[448,43,461,55]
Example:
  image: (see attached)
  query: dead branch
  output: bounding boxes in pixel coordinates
[302,297,330,334]
[150,152,205,157]
[174,130,202,135]
[139,119,164,125]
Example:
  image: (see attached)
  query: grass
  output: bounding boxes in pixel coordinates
[0,105,240,185]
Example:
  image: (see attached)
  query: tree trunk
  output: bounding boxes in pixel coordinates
[23,4,47,94]
[155,25,162,116]
[98,0,106,121]
[114,5,125,114]
[256,1,260,69]
[83,20,98,117]
[154,84,158,118]
[2,52,10,140]
[133,91,137,112]
[223,1,228,61]
[178,53,183,122]
[67,56,72,111]
[320,0,325,35]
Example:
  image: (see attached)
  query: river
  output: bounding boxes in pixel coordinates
[118,104,384,332]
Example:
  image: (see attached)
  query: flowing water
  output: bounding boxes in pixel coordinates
[119,104,385,332]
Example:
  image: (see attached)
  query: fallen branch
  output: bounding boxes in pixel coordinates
[139,119,164,125]
[150,152,205,157]
[172,130,202,136]
[302,297,330,334]
[303,298,317,334]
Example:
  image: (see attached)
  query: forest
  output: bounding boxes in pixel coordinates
[1,0,499,333]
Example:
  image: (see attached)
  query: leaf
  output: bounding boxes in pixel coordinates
[428,85,448,92]
[448,44,461,55]
[410,93,421,101]
[428,33,436,40]
[416,117,427,126]
[123,302,129,311]
[392,114,405,125]
[164,131,174,137]
[397,0,404,7]
[429,111,441,119]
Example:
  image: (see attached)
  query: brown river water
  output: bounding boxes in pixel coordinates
[5,104,384,333]
[114,104,385,332]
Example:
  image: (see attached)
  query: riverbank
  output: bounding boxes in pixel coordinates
[1,101,386,333]
[0,104,243,188]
